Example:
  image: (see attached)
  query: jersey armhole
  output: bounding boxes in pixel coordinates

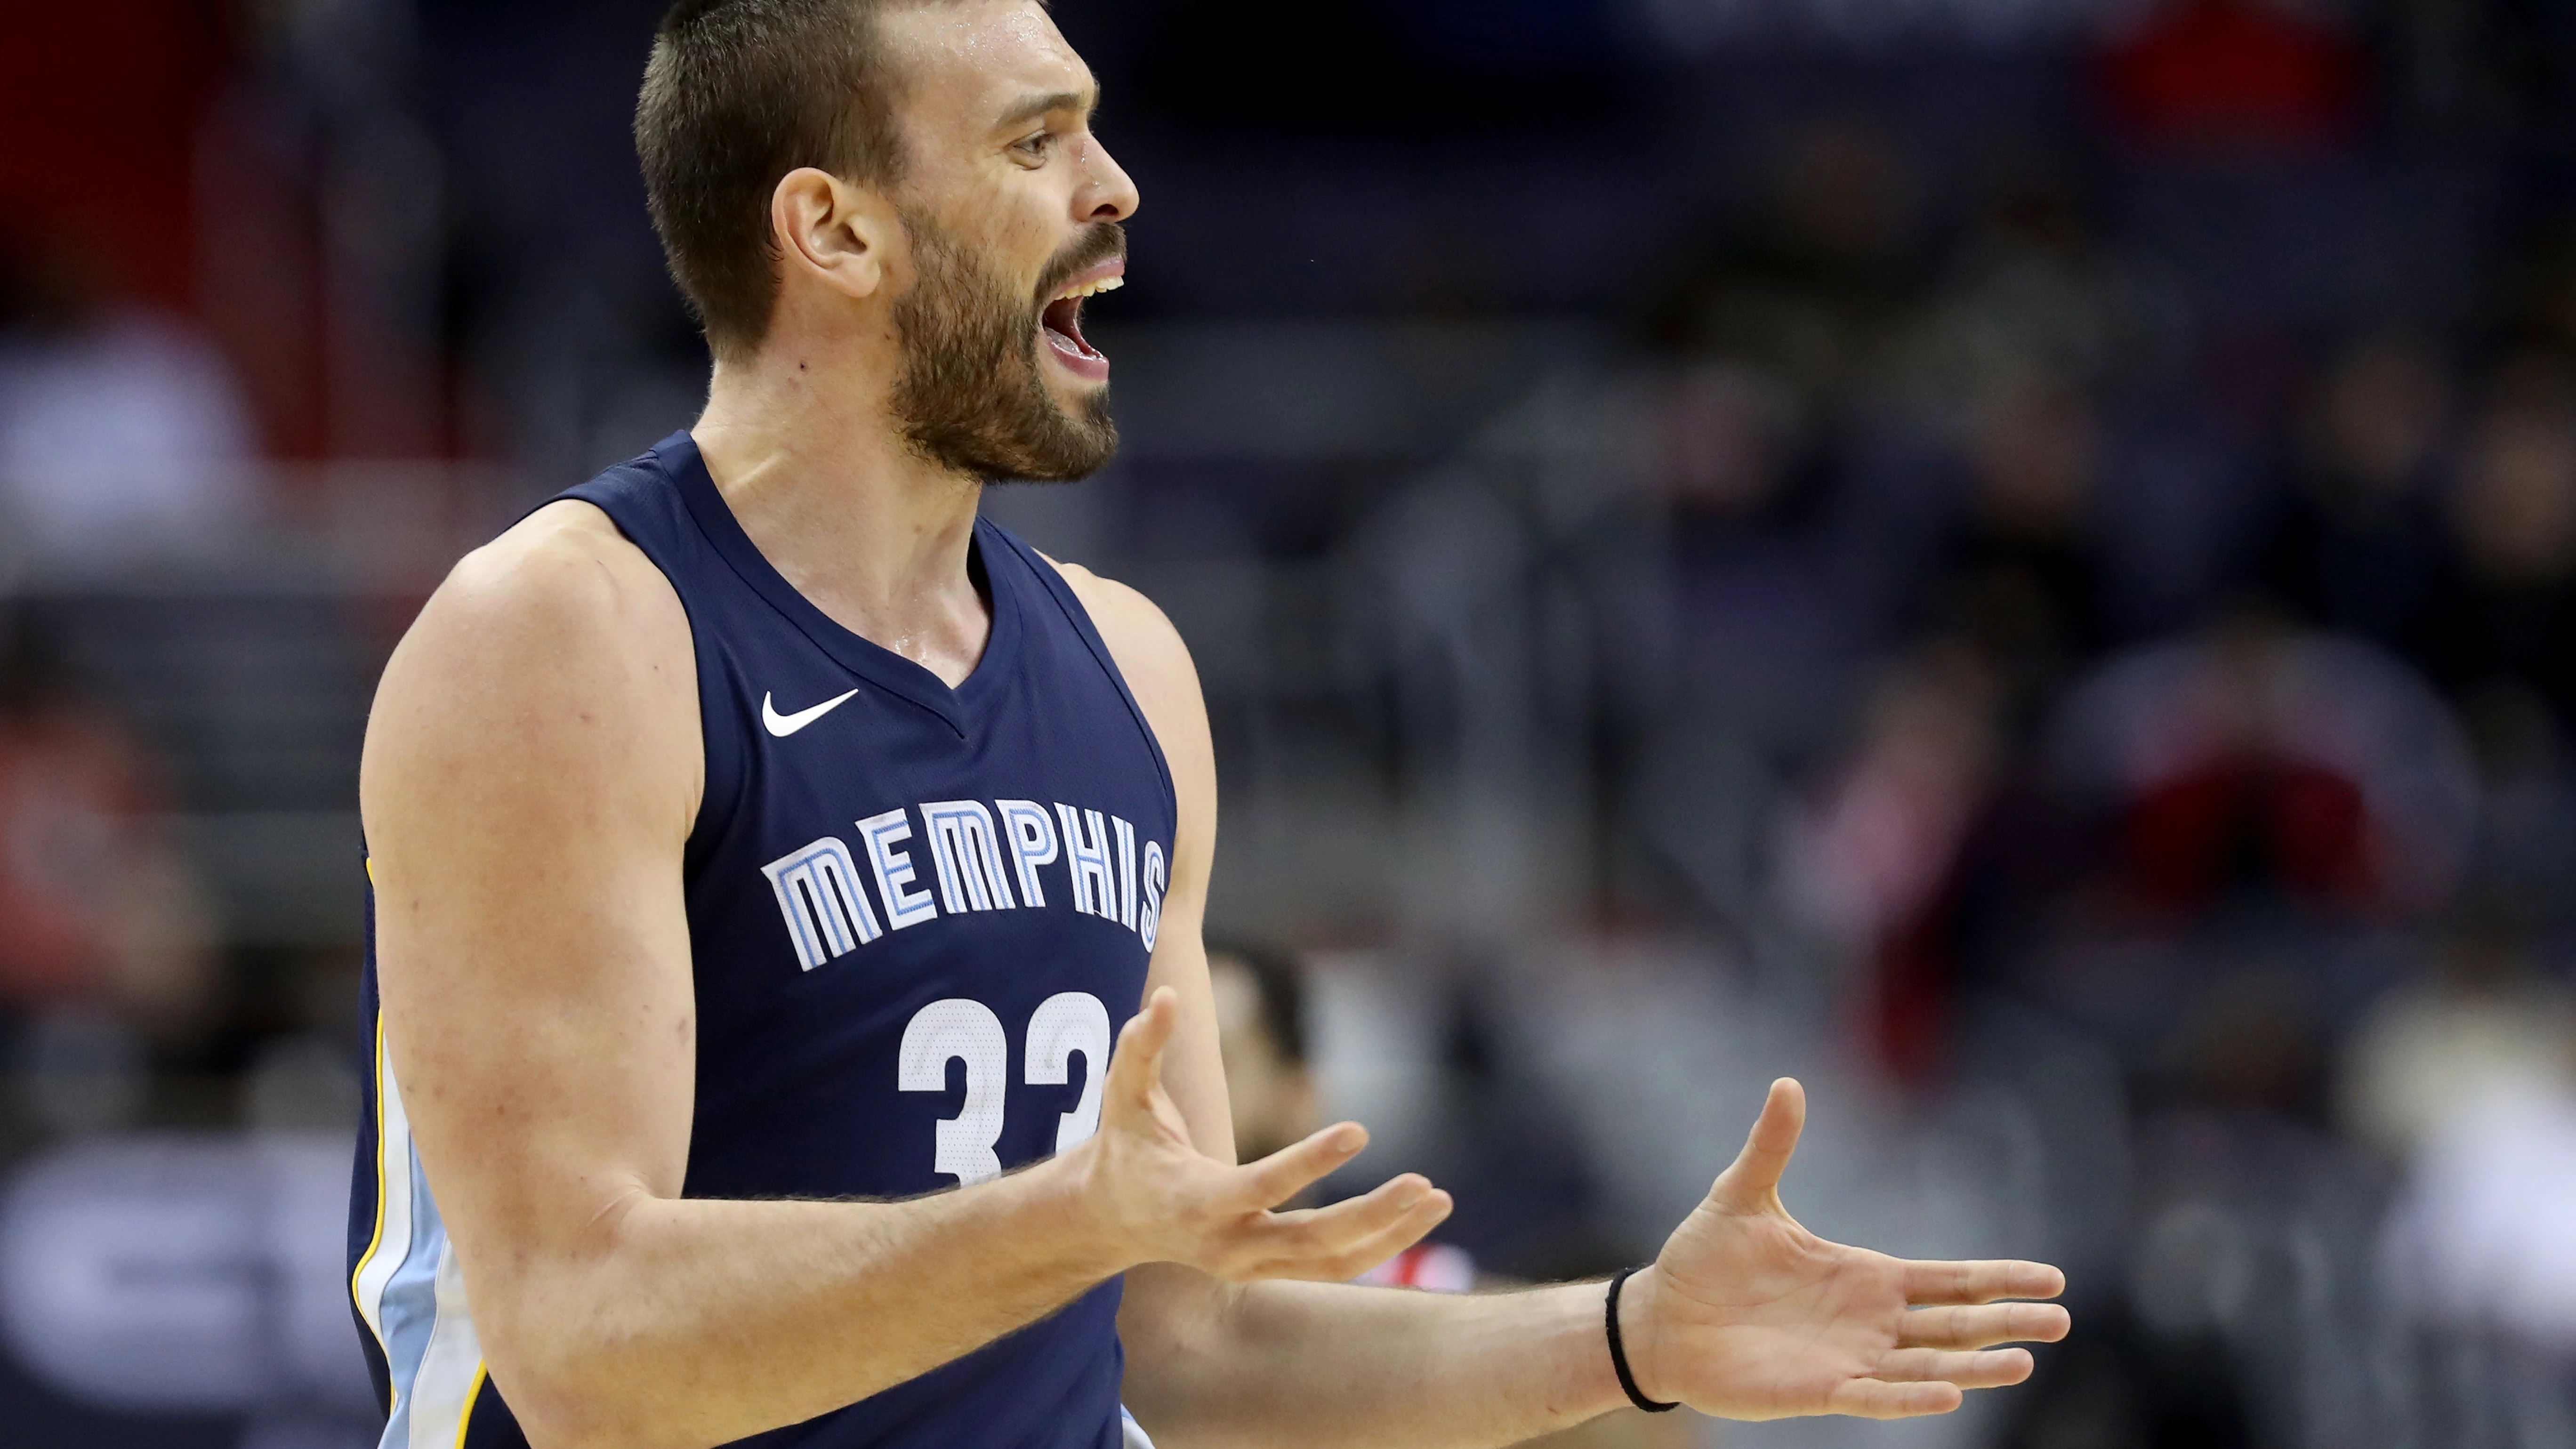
[549,476,739,868]
[979,521,1182,821]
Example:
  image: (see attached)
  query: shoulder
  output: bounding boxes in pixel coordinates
[1040,556,1212,819]
[433,499,683,644]
[1041,554,1203,723]
[362,500,700,827]
[394,500,694,695]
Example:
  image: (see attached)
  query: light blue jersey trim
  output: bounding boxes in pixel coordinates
[367,1077,486,1449]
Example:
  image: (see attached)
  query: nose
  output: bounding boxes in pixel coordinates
[1079,136,1140,224]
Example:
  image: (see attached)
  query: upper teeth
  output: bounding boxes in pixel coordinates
[1055,275,1124,301]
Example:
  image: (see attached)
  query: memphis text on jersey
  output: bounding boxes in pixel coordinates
[764,798,1167,970]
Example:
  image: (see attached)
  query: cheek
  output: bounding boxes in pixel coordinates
[999,185,1073,257]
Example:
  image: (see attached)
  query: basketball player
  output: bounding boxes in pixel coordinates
[347,2,2070,1446]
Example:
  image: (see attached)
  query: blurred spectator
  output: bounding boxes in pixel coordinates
[1902,150,2188,418]
[1650,115,1932,405]
[0,239,258,571]
[1209,940,1321,1168]
[0,604,213,1066]
[2384,1056,2576,1355]
[1208,943,1693,1448]
[1642,116,1935,535]
[1932,372,2116,711]
[2366,0,2524,140]
[2248,332,2454,662]
[1641,361,1805,535]
[2340,910,2575,1166]
[2453,682,2576,930]
[1778,642,2005,1082]
[2100,0,2364,154]
[2426,355,2576,730]
[0,3,225,315]
[1211,941,1478,1287]
[2047,611,2476,923]
[1778,365,2130,1085]
[1781,644,2004,958]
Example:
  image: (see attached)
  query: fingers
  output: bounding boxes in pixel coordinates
[1899,1258,2067,1306]
[1256,1180,1456,1281]
[1103,988,1179,1117]
[1324,1189,1457,1278]
[1217,1173,1454,1281]
[1266,1173,1443,1256]
[1813,1297,2058,1423]
[1868,1347,2036,1391]
[1234,1121,1372,1209]
[1824,1378,1963,1420]
[1897,1302,2071,1351]
[1708,1077,1805,1213]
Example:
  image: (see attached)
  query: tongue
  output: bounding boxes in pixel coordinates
[1043,297,1093,356]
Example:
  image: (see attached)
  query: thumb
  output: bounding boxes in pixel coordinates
[1103,987,1179,1119]
[1710,1077,1804,1213]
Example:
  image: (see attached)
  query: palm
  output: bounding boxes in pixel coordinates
[1083,988,1453,1282]
[1658,1203,1911,1417]
[1629,1081,2069,1421]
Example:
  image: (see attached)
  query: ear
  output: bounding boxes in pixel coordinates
[771,166,891,303]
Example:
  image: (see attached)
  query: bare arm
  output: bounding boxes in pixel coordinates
[365,508,1444,1449]
[1063,565,2072,1449]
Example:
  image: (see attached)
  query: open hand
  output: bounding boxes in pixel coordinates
[1621,1079,2069,1420]
[1071,987,1454,1282]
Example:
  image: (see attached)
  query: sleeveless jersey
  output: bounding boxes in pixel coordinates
[347,432,1175,1449]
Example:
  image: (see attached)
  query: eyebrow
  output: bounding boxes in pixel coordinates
[996,87,1096,132]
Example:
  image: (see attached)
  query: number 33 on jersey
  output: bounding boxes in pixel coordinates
[902,992,1111,1186]
[759,794,1159,1186]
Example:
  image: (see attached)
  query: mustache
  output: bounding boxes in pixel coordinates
[1033,222,1128,305]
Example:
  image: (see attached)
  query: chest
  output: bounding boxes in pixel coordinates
[673,603,1173,1195]
[704,613,1173,950]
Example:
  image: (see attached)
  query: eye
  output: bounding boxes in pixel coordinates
[1012,129,1056,163]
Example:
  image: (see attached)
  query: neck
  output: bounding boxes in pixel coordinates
[692,342,993,688]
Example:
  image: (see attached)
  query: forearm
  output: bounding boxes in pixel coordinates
[1120,1268,1628,1449]
[482,1153,1119,1449]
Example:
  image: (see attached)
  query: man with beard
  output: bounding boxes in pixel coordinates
[347,3,2069,1448]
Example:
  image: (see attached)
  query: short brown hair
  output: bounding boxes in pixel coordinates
[635,0,913,357]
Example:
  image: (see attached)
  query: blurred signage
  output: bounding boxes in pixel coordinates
[0,1134,376,1417]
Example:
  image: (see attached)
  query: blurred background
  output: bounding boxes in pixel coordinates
[4,0,2576,1444]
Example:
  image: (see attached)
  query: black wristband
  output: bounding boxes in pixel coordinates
[1605,1267,1679,1413]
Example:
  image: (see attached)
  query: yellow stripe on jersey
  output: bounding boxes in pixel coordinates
[453,1362,488,1449]
[351,1007,396,1412]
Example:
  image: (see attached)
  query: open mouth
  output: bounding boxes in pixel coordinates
[1039,262,1122,381]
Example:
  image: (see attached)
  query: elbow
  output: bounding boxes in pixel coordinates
[1115,1266,1245,1425]
[476,1300,694,1449]
[474,1193,692,1449]
[475,1336,614,1449]
[487,1357,687,1449]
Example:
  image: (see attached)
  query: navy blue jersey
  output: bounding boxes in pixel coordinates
[349,432,1175,1449]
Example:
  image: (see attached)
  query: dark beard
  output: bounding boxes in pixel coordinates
[889,212,1120,483]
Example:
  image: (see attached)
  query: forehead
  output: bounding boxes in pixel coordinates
[882,0,1090,135]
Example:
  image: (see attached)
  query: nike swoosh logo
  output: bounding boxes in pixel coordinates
[762,688,860,737]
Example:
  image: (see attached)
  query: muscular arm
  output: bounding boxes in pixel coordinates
[1064,565,2071,1449]
[365,508,1438,1449]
